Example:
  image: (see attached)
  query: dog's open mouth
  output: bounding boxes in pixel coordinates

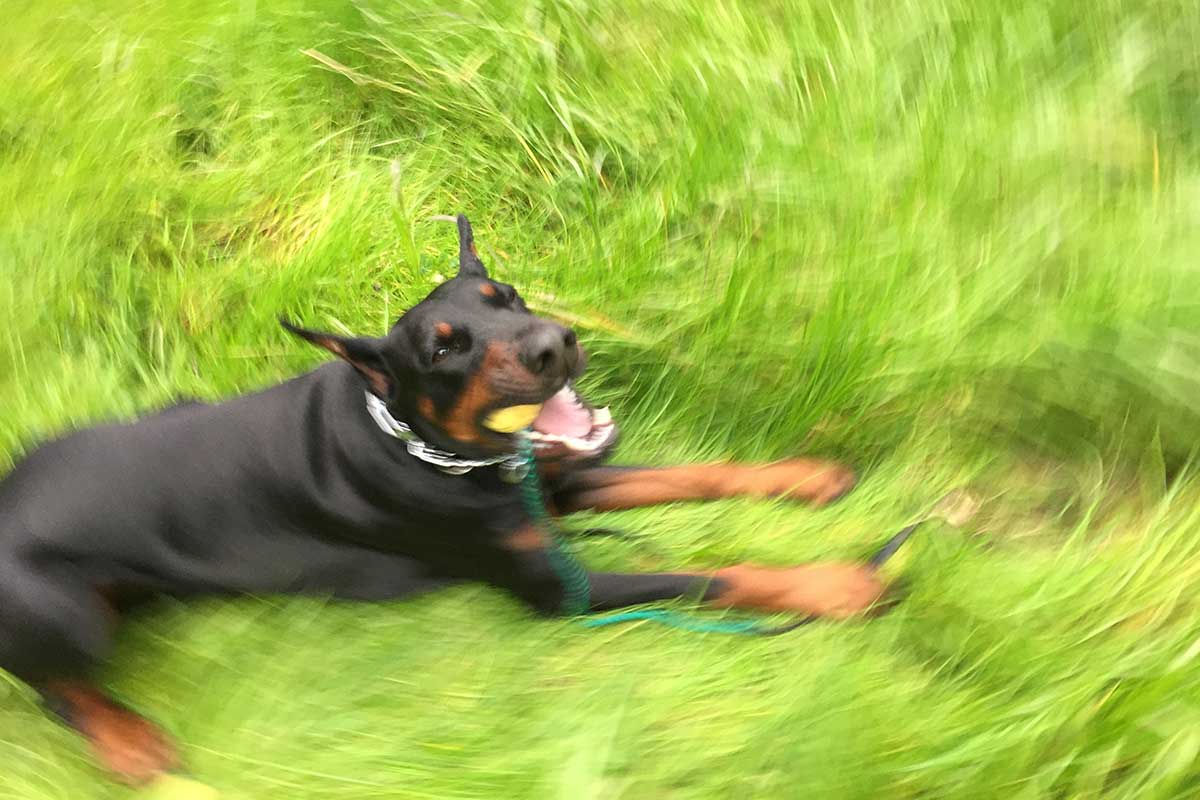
[483,384,617,461]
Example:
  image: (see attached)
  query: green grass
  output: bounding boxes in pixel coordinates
[3,0,1200,796]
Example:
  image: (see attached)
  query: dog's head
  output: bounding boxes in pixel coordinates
[283,215,616,462]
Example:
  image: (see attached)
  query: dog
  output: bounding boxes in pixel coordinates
[0,215,884,784]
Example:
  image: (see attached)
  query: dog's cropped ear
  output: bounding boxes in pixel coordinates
[456,213,489,279]
[281,319,392,397]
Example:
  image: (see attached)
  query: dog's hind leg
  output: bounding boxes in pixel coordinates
[551,460,857,513]
[40,680,180,785]
[0,558,179,785]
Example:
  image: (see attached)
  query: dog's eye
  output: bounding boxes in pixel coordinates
[503,287,527,311]
[432,347,450,364]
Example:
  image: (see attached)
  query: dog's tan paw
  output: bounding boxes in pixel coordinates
[711,562,886,617]
[746,460,857,506]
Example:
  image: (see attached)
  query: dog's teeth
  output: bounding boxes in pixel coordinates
[526,431,544,440]
[592,407,611,425]
[564,437,592,452]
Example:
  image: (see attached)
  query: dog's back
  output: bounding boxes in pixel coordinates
[1,361,530,597]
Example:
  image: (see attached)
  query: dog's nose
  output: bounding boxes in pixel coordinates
[521,325,577,377]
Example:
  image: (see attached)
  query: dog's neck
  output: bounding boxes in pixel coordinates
[363,392,529,481]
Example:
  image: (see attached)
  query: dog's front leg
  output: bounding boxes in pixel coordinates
[586,565,884,618]
[498,527,884,618]
[550,460,856,513]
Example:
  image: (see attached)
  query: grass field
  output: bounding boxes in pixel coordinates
[3,0,1200,797]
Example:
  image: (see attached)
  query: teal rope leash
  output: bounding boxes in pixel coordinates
[517,436,590,617]
[579,609,802,634]
[515,437,867,636]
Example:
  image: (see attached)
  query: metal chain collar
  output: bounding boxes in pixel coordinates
[364,392,530,482]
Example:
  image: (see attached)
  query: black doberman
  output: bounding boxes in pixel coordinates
[0,215,883,783]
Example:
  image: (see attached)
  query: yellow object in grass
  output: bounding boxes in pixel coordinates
[482,404,543,433]
[141,775,220,800]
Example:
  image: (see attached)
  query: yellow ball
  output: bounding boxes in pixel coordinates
[482,404,543,433]
[141,775,221,800]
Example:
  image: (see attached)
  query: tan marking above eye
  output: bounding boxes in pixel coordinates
[479,283,497,298]
[434,322,453,338]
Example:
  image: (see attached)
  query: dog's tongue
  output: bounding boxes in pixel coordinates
[532,387,593,437]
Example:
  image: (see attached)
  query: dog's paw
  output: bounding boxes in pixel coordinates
[712,562,886,618]
[83,706,180,785]
[750,460,857,506]
[802,462,857,507]
[777,562,885,617]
